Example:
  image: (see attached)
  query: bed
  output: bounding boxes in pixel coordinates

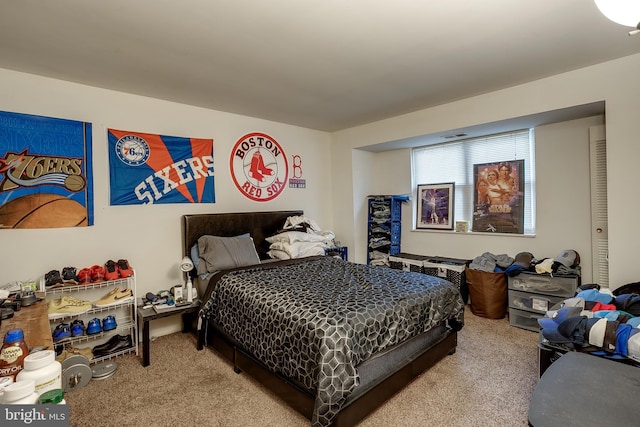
[182,211,464,427]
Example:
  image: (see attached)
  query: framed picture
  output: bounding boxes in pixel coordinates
[472,160,524,234]
[416,183,454,230]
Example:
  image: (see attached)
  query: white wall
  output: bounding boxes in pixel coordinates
[373,116,600,283]
[0,68,332,336]
[331,53,640,290]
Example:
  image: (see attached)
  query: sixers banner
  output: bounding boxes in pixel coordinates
[108,129,214,205]
[0,110,93,229]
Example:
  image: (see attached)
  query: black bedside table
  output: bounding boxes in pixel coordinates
[137,300,200,367]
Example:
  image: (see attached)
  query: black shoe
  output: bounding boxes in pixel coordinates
[45,270,63,288]
[92,335,121,353]
[92,335,132,356]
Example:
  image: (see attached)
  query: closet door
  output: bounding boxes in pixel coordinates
[589,125,608,288]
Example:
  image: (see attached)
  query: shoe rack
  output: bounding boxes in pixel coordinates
[44,273,138,365]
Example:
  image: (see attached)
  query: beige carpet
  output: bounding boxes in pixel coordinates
[65,306,539,427]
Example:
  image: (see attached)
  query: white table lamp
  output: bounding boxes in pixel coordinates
[180,256,195,302]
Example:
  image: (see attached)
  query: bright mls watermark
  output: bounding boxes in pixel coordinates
[2,405,69,426]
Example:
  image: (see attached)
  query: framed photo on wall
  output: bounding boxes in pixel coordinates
[416,183,454,230]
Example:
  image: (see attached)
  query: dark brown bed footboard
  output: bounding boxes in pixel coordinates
[204,322,457,427]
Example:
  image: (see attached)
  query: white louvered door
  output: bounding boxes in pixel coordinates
[589,125,608,288]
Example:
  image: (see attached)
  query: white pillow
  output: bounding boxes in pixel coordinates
[266,230,334,244]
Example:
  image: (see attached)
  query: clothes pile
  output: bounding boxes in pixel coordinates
[468,249,581,277]
[266,215,336,260]
[539,285,640,362]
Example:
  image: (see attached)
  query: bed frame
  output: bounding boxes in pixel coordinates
[182,211,458,427]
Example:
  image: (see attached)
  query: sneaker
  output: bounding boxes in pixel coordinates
[104,260,119,281]
[86,318,103,335]
[48,296,92,319]
[52,323,71,342]
[45,270,63,288]
[77,268,92,285]
[116,259,133,278]
[70,319,85,337]
[102,315,117,331]
[55,344,94,363]
[61,267,79,285]
[90,265,105,283]
[93,288,134,308]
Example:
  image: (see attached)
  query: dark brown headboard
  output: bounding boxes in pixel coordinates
[182,210,303,263]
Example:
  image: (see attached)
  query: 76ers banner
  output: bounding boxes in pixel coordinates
[108,129,214,205]
[0,110,93,229]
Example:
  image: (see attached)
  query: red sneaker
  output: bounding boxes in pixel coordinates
[91,265,105,282]
[104,260,119,281]
[116,259,133,278]
[77,268,92,285]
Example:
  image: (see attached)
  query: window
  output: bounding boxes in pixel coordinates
[411,129,536,234]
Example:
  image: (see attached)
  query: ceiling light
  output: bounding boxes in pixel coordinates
[594,0,640,32]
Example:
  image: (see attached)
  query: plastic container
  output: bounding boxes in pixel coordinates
[2,379,38,404]
[0,376,13,401]
[38,388,66,404]
[0,329,30,380]
[16,350,62,395]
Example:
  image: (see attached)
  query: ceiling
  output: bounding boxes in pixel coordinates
[0,1,638,132]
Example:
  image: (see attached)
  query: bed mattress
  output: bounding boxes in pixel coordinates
[199,256,464,426]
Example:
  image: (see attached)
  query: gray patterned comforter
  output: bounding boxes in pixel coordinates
[200,256,464,426]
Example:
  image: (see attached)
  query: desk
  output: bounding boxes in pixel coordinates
[136,301,199,367]
[528,351,640,426]
[0,298,53,351]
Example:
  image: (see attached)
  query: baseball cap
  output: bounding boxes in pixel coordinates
[538,307,586,346]
[626,317,640,328]
[613,293,640,316]
[545,298,589,319]
[615,323,633,356]
[626,329,640,361]
[554,249,580,268]
[513,252,533,269]
[602,320,620,353]
[585,317,607,347]
[576,289,613,304]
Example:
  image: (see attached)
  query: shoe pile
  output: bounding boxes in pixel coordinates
[44,259,133,288]
[92,334,133,358]
[48,295,92,319]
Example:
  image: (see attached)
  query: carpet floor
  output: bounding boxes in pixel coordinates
[65,306,539,426]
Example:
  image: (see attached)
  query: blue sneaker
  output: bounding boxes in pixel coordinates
[86,318,102,335]
[102,315,117,331]
[71,319,85,337]
[52,323,71,342]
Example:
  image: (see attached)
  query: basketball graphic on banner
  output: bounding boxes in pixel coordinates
[0,193,88,228]
[230,132,288,202]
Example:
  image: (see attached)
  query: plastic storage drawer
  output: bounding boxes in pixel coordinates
[508,289,564,315]
[507,273,578,298]
[509,308,543,332]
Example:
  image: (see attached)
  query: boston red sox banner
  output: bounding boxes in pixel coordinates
[0,110,93,229]
[108,129,214,205]
[230,132,288,202]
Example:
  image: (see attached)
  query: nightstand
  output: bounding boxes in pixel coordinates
[136,300,199,367]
